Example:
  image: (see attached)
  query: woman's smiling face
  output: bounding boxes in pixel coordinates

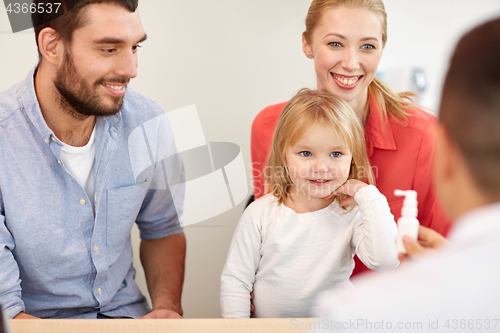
[302,7,383,111]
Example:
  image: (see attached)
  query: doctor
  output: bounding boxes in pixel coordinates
[316,17,500,331]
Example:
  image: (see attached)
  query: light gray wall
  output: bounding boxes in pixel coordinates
[1,0,499,318]
[382,0,500,112]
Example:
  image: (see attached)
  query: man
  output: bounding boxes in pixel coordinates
[0,0,186,319]
[316,17,500,332]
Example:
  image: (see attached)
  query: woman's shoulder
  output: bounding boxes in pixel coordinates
[369,94,437,136]
[252,101,288,128]
[366,102,437,152]
[395,106,437,133]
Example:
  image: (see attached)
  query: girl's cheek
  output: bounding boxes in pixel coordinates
[339,166,351,181]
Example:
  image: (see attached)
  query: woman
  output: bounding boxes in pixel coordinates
[251,0,452,276]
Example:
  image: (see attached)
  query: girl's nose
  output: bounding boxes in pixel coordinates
[312,158,329,173]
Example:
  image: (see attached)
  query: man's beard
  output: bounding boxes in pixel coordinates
[54,50,128,118]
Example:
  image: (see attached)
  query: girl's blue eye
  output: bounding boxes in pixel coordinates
[362,44,375,50]
[329,42,342,47]
[299,151,312,157]
[330,152,341,157]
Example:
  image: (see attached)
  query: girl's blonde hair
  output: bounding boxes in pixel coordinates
[265,88,374,206]
[303,0,419,124]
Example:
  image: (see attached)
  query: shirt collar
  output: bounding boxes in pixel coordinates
[105,109,123,130]
[448,202,500,246]
[364,94,397,157]
[20,64,123,144]
[20,65,55,144]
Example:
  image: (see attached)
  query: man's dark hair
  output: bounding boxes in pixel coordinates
[439,17,500,199]
[32,0,138,59]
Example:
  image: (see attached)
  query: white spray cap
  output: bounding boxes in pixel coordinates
[394,190,418,218]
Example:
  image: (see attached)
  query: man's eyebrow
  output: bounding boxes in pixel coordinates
[138,34,148,44]
[93,33,148,45]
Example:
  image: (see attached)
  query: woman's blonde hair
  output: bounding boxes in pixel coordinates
[303,0,419,124]
[265,88,374,206]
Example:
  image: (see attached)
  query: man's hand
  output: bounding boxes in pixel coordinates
[13,312,38,319]
[141,309,182,319]
[398,226,449,261]
[140,233,186,319]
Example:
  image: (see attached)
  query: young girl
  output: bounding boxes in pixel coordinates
[221,89,398,318]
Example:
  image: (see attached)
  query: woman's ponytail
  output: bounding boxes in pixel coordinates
[368,77,421,126]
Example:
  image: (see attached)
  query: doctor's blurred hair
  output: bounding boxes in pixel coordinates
[265,88,374,206]
[439,17,500,199]
[303,0,420,126]
[32,0,139,59]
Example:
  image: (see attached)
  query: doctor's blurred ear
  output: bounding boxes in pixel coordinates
[433,123,490,221]
[433,124,459,218]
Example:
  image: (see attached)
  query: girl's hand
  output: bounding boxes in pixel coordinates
[324,179,367,206]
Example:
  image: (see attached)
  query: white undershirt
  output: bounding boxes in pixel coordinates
[60,127,96,208]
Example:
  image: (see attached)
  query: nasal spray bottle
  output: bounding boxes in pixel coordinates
[395,190,420,253]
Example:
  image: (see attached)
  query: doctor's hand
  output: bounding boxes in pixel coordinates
[398,226,449,261]
[323,179,367,206]
[141,309,183,319]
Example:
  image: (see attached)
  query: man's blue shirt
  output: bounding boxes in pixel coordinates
[0,68,184,319]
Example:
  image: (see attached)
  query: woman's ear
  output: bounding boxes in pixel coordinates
[302,34,314,59]
[38,27,62,66]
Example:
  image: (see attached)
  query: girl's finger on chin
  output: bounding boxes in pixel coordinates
[340,196,355,206]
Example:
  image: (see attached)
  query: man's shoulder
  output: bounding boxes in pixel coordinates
[0,81,25,123]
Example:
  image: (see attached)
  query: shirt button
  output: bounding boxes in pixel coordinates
[94,245,99,252]
[57,159,62,165]
[79,199,86,205]
[44,138,48,144]
[97,288,102,295]
[51,137,57,142]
